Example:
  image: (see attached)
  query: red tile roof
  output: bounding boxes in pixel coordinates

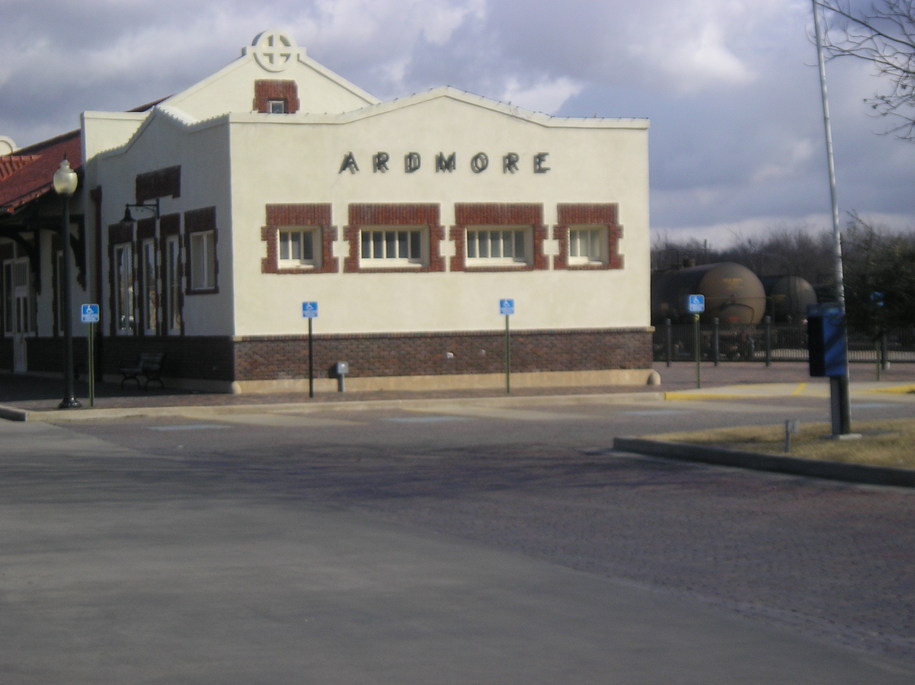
[0,98,168,219]
[0,130,82,217]
[0,154,39,181]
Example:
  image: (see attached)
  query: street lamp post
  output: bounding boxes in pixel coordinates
[811,0,852,435]
[53,159,80,409]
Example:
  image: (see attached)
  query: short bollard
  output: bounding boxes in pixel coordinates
[335,361,349,393]
[784,419,800,452]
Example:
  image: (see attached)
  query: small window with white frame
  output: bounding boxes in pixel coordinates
[360,227,426,266]
[278,227,320,268]
[466,227,530,265]
[268,99,287,114]
[189,230,216,291]
[568,225,607,265]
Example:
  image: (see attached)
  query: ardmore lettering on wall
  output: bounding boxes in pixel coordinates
[338,151,550,175]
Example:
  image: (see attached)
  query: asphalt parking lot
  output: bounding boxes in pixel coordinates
[1,362,913,683]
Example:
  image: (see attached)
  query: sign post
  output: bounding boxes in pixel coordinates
[302,302,318,398]
[687,295,705,388]
[499,299,515,393]
[81,304,100,406]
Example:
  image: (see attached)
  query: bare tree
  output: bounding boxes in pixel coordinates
[841,212,915,334]
[815,0,915,141]
[715,227,835,285]
[650,225,835,286]
[650,233,711,271]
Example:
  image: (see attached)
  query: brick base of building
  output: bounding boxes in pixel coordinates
[22,328,655,393]
[231,368,659,394]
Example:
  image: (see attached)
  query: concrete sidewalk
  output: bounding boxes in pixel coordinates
[2,362,913,421]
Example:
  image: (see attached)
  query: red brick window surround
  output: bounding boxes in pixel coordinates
[450,203,546,272]
[262,204,337,274]
[554,204,624,271]
[254,80,300,114]
[344,204,445,273]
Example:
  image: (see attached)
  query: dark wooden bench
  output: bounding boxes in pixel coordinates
[120,352,166,390]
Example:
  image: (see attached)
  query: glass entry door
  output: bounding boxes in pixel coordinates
[4,258,33,373]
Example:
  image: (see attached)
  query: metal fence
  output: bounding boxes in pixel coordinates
[652,320,915,366]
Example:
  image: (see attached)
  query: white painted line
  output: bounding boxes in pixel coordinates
[148,424,231,431]
[385,416,471,423]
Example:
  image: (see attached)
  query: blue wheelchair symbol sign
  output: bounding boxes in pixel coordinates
[302,302,318,318]
[80,304,100,323]
[499,299,515,315]
[687,294,705,314]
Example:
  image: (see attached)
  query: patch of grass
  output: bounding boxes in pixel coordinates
[649,418,915,470]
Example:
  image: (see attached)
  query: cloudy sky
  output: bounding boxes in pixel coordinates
[2,0,912,247]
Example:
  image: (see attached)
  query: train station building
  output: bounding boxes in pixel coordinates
[1,30,652,393]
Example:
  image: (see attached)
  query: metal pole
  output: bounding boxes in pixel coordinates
[875,338,881,380]
[307,317,314,398]
[504,314,511,393]
[694,314,701,389]
[713,317,720,366]
[58,194,80,409]
[812,0,851,434]
[88,322,95,407]
[665,318,672,367]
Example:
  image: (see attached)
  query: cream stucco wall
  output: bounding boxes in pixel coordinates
[82,112,147,161]
[226,92,649,336]
[83,31,649,344]
[89,112,237,336]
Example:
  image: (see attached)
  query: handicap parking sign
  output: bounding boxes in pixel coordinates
[81,304,100,323]
[499,299,515,315]
[687,294,705,314]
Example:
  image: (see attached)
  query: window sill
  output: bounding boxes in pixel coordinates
[359,261,425,269]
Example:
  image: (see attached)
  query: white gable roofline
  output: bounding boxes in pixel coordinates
[350,86,649,130]
[86,30,383,159]
[90,84,648,163]
[163,30,379,117]
[129,85,649,132]
[213,86,648,130]
[89,105,215,160]
[85,31,647,160]
[242,29,379,105]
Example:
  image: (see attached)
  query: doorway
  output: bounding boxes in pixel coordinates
[4,258,33,373]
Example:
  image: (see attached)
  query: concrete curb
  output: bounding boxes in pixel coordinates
[614,437,915,489]
[872,383,915,394]
[0,405,27,421]
[664,382,915,401]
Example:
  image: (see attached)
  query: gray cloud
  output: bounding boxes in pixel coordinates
[1,0,911,243]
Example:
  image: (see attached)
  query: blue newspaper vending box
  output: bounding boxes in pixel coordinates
[807,304,847,377]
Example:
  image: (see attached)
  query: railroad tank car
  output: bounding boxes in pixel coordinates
[651,262,767,325]
[760,275,818,323]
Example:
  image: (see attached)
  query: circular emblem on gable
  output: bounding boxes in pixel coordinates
[251,30,297,72]
[0,136,16,155]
